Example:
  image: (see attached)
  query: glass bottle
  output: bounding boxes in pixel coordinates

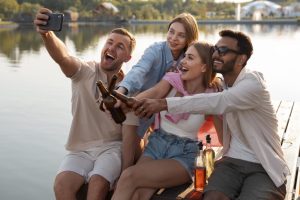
[194,140,206,192]
[96,80,126,124]
[204,134,215,181]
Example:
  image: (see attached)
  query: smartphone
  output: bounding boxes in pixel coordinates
[39,13,64,32]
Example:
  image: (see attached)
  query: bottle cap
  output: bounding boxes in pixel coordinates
[198,140,203,150]
[206,134,211,144]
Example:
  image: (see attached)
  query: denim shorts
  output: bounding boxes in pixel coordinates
[143,129,198,177]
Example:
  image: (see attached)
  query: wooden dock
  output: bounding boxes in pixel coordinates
[76,100,300,200]
[152,100,300,200]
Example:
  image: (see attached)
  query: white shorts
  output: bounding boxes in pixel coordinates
[57,141,122,189]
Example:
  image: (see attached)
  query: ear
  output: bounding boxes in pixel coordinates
[239,55,247,65]
[124,55,132,63]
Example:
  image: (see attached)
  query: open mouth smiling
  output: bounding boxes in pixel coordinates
[180,67,188,73]
[105,52,115,61]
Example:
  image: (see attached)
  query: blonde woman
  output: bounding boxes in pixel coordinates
[112,42,219,200]
[117,13,199,138]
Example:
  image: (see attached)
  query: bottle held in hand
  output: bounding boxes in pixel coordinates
[111,90,136,107]
[96,80,126,124]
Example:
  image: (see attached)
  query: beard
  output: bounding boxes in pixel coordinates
[100,58,122,73]
[213,57,237,75]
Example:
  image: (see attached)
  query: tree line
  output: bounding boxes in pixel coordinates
[0,0,237,21]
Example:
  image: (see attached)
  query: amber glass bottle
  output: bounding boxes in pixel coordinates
[194,141,206,192]
[96,80,126,124]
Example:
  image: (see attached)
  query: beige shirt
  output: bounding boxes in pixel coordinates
[66,58,139,151]
[166,68,290,187]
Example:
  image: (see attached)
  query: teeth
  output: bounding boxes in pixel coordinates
[106,53,115,59]
[181,67,188,72]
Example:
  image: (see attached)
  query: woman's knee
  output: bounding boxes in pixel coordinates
[118,166,139,187]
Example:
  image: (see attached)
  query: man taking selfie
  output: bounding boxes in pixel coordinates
[34,8,140,200]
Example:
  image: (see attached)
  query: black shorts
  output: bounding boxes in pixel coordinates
[203,157,286,200]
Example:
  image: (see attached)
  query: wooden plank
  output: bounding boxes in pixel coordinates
[151,182,192,200]
[295,157,300,200]
[276,101,294,141]
[272,100,281,113]
[282,102,300,200]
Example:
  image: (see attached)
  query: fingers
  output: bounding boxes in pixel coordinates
[134,106,148,118]
[131,99,143,110]
[34,8,52,34]
[114,99,122,108]
[132,100,153,118]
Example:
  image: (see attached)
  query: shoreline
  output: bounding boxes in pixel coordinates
[1,18,299,29]
[130,18,300,25]
[0,21,19,29]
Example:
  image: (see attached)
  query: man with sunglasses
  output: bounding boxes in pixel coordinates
[132,29,289,200]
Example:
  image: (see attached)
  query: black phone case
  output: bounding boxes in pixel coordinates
[40,13,64,32]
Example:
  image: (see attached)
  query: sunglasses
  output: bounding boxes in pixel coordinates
[213,46,240,56]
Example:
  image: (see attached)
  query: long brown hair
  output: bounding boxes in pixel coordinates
[191,42,216,88]
[168,13,199,51]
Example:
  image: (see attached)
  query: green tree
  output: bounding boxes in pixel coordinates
[43,0,75,11]
[119,5,133,19]
[0,0,19,19]
[136,4,161,20]
[19,2,41,14]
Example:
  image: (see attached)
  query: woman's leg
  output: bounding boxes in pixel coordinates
[112,156,190,200]
[132,188,157,200]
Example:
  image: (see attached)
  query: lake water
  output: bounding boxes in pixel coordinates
[0,23,300,200]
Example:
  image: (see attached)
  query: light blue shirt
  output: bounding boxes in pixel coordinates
[120,41,180,95]
[120,41,184,137]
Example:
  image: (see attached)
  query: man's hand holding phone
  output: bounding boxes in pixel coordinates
[34,8,64,34]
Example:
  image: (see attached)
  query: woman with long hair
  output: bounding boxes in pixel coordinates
[112,42,219,200]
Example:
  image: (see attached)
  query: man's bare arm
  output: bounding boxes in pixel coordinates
[34,8,79,77]
[121,125,141,171]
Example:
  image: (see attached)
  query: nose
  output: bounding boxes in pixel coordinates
[212,49,219,58]
[180,58,186,66]
[108,44,117,52]
[170,34,178,41]
[109,46,115,52]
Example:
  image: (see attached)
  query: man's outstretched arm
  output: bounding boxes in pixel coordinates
[132,98,168,118]
[34,8,79,78]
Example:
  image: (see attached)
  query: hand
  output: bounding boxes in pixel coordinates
[132,98,168,118]
[112,88,136,113]
[211,77,224,92]
[34,8,52,34]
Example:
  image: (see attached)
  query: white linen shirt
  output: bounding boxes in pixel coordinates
[166,68,290,187]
